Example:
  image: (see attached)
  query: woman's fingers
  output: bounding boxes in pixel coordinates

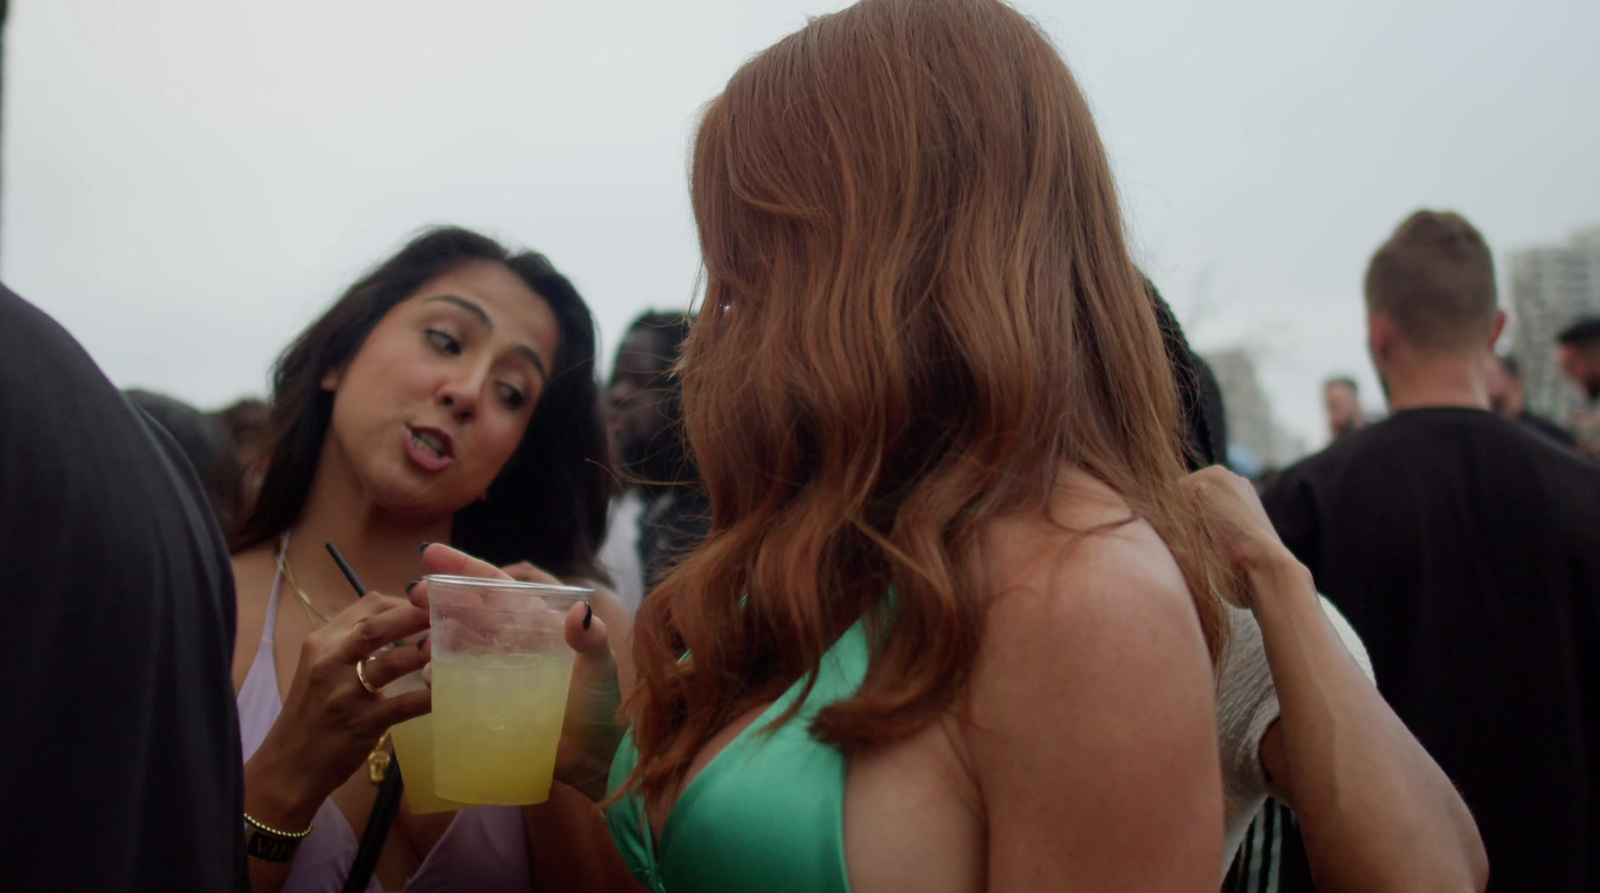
[368,687,432,730]
[1184,467,1265,542]
[358,639,430,691]
[564,600,610,657]
[332,596,430,664]
[420,543,518,580]
[408,579,431,611]
[554,593,626,799]
[1182,466,1308,609]
[501,560,563,586]
[1185,466,1271,525]
[410,545,532,610]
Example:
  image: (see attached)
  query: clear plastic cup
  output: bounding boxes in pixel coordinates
[383,670,467,815]
[425,575,591,806]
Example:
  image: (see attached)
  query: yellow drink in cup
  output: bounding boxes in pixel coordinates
[383,669,466,814]
[424,574,591,807]
[390,715,468,814]
[432,652,574,804]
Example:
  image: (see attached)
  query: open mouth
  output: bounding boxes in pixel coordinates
[406,425,455,466]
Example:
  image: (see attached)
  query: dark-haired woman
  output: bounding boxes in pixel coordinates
[228,226,630,893]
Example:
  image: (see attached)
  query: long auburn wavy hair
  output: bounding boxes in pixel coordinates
[625,0,1236,803]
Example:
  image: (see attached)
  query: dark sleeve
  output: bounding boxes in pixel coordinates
[0,285,246,892]
[1528,414,1579,448]
[1259,461,1323,583]
[639,487,711,595]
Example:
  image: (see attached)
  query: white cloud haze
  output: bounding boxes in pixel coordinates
[5,0,1597,448]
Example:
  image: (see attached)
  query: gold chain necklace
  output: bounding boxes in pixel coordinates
[276,540,393,784]
[277,548,333,629]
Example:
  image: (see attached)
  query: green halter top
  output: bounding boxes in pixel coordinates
[606,617,870,893]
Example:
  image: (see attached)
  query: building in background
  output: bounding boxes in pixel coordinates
[1508,226,1600,428]
[1201,347,1307,474]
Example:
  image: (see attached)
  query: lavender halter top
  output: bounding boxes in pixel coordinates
[236,547,533,893]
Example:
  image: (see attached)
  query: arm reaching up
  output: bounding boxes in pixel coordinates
[1184,467,1487,893]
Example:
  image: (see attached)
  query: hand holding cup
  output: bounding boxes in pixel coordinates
[411,545,624,802]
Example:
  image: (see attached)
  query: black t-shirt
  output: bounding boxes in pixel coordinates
[0,286,246,891]
[1262,407,1600,893]
[1519,410,1579,449]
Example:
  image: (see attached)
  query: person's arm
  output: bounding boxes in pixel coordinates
[1251,559,1485,893]
[1186,467,1487,893]
[1257,465,1322,583]
[968,526,1224,891]
[244,593,432,893]
[1214,595,1373,830]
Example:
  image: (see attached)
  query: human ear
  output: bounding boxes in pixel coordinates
[1366,313,1391,364]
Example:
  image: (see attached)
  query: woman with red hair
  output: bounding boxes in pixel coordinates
[609,0,1235,888]
[590,1,1487,891]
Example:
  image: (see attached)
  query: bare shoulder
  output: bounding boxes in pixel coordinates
[977,466,1194,632]
[963,467,1223,887]
[969,466,1211,710]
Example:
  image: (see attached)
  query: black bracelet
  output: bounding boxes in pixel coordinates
[243,811,313,863]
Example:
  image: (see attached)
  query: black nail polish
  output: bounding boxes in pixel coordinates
[418,542,432,554]
[582,604,593,630]
[416,636,429,652]
[404,580,417,595]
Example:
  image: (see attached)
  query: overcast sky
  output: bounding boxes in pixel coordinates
[5,0,1597,449]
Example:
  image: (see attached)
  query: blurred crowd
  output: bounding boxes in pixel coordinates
[1315,314,1600,461]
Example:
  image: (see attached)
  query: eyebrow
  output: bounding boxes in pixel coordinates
[424,294,549,383]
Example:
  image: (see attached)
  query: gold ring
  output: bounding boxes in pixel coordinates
[355,658,381,696]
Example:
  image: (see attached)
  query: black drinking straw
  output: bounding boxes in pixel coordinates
[325,542,368,596]
[326,541,403,893]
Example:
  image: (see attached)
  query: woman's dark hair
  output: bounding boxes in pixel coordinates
[232,226,615,580]
[1146,279,1228,471]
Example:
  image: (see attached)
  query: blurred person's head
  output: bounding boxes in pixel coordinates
[1148,281,1226,469]
[1322,376,1364,439]
[608,311,695,489]
[1363,210,1505,410]
[1556,316,1600,400]
[124,389,227,481]
[213,397,272,520]
[1485,354,1525,417]
[216,397,270,449]
[124,388,231,522]
[627,0,1238,801]
[232,226,614,576]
